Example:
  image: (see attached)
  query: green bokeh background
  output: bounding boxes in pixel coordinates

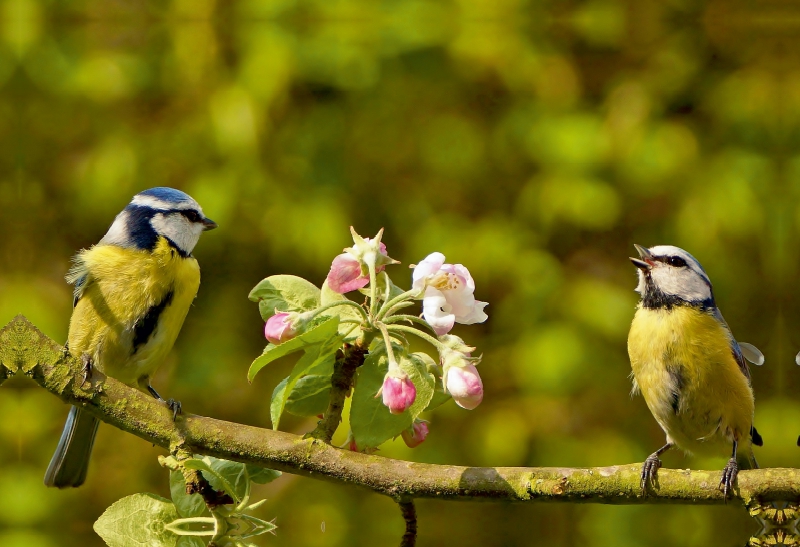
[1,0,797,545]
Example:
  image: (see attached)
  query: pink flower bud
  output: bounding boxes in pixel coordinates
[401,420,429,448]
[264,312,297,345]
[327,253,370,294]
[445,364,483,410]
[381,373,417,414]
[326,234,392,294]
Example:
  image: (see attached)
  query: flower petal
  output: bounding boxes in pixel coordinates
[327,253,370,293]
[422,289,456,335]
[412,252,446,290]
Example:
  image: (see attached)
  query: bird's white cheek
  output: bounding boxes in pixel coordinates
[150,215,201,254]
[635,270,646,295]
[651,268,711,302]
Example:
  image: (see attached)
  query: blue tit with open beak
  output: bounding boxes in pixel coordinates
[627,244,763,499]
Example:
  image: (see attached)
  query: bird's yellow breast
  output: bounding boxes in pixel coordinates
[628,305,754,454]
[67,237,201,389]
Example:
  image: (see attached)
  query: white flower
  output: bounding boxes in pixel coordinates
[412,252,488,335]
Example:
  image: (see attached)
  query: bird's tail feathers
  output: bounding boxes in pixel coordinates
[44,406,99,488]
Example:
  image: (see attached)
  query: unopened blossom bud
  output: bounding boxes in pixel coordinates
[264,312,298,345]
[411,252,487,335]
[380,371,417,414]
[444,364,483,410]
[326,227,398,294]
[401,420,429,448]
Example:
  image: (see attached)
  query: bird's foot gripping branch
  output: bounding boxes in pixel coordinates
[248,227,489,451]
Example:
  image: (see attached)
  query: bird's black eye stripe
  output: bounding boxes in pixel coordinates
[666,256,687,268]
[178,209,201,223]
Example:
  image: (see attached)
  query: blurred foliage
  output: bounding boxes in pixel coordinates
[0,0,795,545]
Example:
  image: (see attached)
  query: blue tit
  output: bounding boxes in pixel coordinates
[628,244,763,498]
[44,187,217,488]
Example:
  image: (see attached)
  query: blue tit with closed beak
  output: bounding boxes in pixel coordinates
[45,187,217,488]
[627,244,763,499]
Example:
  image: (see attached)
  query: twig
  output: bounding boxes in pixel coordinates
[399,500,417,547]
[307,341,367,443]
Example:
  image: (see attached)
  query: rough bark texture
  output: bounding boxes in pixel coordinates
[3,316,799,509]
[399,501,417,547]
[308,342,368,443]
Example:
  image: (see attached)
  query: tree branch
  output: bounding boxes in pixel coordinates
[399,500,417,547]
[307,341,367,443]
[2,316,797,511]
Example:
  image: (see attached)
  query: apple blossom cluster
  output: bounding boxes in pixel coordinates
[248,227,488,452]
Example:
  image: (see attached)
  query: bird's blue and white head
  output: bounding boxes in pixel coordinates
[100,187,217,256]
[630,244,714,309]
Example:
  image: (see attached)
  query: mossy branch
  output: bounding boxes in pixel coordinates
[2,315,798,509]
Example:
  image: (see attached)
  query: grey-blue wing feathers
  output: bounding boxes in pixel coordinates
[711,307,763,449]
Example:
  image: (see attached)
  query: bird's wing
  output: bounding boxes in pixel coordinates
[711,307,752,384]
[65,251,90,308]
[712,307,764,448]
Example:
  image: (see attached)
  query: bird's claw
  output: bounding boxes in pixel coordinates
[640,454,662,495]
[80,354,93,387]
[166,399,182,421]
[719,458,738,501]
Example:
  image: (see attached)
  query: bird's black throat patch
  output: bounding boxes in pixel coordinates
[641,274,714,311]
[132,290,175,354]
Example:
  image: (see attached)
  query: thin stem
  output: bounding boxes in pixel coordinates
[170,517,217,525]
[235,466,252,512]
[164,517,216,536]
[382,315,436,332]
[310,300,368,321]
[368,257,378,318]
[380,300,416,320]
[376,288,422,322]
[399,500,417,547]
[377,322,400,369]
[385,324,442,350]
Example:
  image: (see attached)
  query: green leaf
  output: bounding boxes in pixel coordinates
[270,336,340,429]
[94,493,179,547]
[246,465,282,484]
[248,316,341,382]
[320,280,364,340]
[249,275,321,321]
[207,457,249,501]
[176,537,207,547]
[350,343,435,449]
[414,352,451,411]
[183,458,240,502]
[169,470,206,518]
[285,374,332,417]
[270,377,289,428]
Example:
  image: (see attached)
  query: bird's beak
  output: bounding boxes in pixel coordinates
[202,217,218,231]
[630,244,653,270]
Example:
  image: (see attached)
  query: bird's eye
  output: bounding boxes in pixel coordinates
[667,256,687,268]
[185,210,200,222]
